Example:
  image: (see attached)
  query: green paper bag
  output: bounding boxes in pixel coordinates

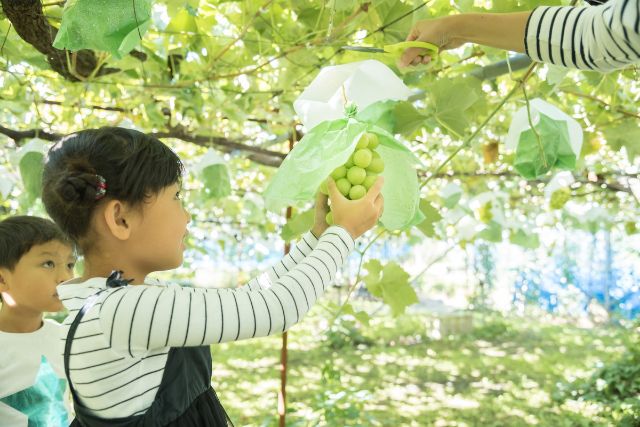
[194,150,232,199]
[53,0,152,59]
[514,113,574,179]
[264,116,422,231]
[506,99,583,180]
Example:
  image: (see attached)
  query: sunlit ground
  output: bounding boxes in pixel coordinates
[210,308,630,426]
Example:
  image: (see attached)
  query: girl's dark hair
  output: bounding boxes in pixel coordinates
[42,127,183,244]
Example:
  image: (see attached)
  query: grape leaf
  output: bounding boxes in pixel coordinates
[18,152,44,203]
[415,199,442,237]
[393,102,429,136]
[441,183,463,209]
[603,120,640,161]
[510,229,540,249]
[53,0,153,59]
[363,260,418,317]
[166,7,199,33]
[201,164,231,199]
[476,221,502,243]
[341,302,370,326]
[281,208,314,242]
[429,77,480,138]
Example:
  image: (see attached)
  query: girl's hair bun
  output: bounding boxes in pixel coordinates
[60,173,101,204]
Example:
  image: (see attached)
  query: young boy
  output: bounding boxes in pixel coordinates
[0,216,76,427]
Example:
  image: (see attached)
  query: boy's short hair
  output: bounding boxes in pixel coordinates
[0,216,71,270]
[0,216,72,301]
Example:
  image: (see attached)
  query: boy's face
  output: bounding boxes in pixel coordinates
[0,240,75,313]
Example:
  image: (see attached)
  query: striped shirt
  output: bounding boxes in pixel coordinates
[525,0,640,71]
[56,226,354,419]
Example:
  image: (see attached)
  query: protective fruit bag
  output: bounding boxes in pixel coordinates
[265,60,424,231]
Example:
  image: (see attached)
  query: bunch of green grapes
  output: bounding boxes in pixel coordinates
[549,188,571,210]
[319,132,384,225]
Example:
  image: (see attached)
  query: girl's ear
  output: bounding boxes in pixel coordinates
[102,200,135,241]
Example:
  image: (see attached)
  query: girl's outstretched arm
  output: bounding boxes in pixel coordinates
[97,225,354,357]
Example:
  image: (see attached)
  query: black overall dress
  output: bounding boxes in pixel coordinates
[64,273,233,427]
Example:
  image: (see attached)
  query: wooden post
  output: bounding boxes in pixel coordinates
[278,128,296,426]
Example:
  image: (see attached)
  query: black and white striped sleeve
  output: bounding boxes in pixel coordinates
[524,0,640,71]
[98,226,354,356]
[239,231,318,292]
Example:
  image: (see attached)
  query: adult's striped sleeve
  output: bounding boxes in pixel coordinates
[98,226,354,356]
[524,0,640,71]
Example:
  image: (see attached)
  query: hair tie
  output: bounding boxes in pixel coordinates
[95,175,107,200]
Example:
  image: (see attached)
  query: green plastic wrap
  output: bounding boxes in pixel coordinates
[53,0,152,59]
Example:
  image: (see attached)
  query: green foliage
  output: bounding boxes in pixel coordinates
[0,0,635,246]
[53,0,153,59]
[429,77,480,138]
[509,229,540,249]
[362,259,418,317]
[549,187,571,210]
[212,309,634,426]
[312,359,378,426]
[554,330,640,426]
[201,163,232,199]
[280,208,314,242]
[603,120,640,162]
[18,151,44,203]
[415,198,442,237]
[323,311,373,350]
[1,2,639,388]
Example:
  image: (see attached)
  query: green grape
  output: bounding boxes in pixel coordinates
[353,149,372,168]
[345,155,355,168]
[325,211,334,225]
[372,150,381,160]
[349,185,366,200]
[336,178,351,197]
[367,157,384,174]
[549,188,571,210]
[356,133,369,149]
[347,166,366,185]
[330,165,347,180]
[366,133,380,149]
[362,174,378,190]
[319,179,328,195]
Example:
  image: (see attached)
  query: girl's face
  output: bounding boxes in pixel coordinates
[127,183,191,273]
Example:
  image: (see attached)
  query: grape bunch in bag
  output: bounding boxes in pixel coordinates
[319,132,384,225]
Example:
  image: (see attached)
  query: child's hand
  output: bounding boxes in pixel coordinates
[311,192,330,238]
[328,176,384,239]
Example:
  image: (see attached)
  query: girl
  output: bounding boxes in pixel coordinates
[42,127,383,426]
